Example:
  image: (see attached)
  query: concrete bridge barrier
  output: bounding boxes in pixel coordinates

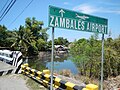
[0,50,23,74]
[0,61,16,76]
[21,63,98,90]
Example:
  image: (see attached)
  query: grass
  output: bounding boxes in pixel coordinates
[26,77,48,90]
[21,74,47,90]
[26,78,47,90]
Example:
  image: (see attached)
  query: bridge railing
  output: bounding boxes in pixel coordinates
[21,63,98,90]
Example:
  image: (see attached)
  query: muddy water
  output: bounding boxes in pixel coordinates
[27,52,79,75]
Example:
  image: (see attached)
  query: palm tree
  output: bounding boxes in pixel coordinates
[25,17,48,41]
[11,25,36,56]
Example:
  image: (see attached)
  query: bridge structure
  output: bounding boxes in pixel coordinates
[0,61,16,76]
[0,49,23,77]
[0,60,98,90]
[0,49,23,74]
[0,49,98,90]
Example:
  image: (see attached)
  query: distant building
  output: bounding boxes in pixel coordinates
[54,45,68,54]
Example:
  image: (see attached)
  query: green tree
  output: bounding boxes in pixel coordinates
[47,40,52,48]
[25,17,49,51]
[25,17,48,41]
[54,37,69,46]
[104,36,120,77]
[70,38,89,76]
[11,25,36,56]
[113,36,120,75]
[70,34,101,78]
[9,17,49,55]
[70,33,120,79]
[37,38,47,51]
[0,25,8,47]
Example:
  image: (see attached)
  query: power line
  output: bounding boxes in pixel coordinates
[0,0,14,18]
[0,0,16,21]
[0,0,9,14]
[8,0,34,28]
[0,0,16,22]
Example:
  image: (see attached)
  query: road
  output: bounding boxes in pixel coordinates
[0,74,47,90]
[0,74,29,90]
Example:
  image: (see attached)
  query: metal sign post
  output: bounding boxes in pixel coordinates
[50,27,54,90]
[48,6,108,90]
[100,34,104,90]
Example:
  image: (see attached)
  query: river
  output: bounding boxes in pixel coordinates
[27,52,79,75]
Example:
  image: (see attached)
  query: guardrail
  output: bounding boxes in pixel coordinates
[0,50,23,74]
[21,63,98,90]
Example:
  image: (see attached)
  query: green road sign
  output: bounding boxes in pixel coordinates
[49,5,108,34]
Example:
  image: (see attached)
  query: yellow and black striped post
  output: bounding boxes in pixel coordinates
[21,64,98,90]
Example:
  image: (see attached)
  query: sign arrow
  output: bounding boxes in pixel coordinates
[59,9,65,17]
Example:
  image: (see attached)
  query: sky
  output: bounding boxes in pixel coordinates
[0,0,120,41]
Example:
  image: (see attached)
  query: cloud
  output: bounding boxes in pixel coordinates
[103,9,120,14]
[73,4,97,14]
[73,4,120,14]
[63,2,69,5]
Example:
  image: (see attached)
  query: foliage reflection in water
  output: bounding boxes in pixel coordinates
[27,52,79,75]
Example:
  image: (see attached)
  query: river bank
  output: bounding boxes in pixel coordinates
[27,52,120,90]
[104,75,120,90]
[53,69,120,90]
